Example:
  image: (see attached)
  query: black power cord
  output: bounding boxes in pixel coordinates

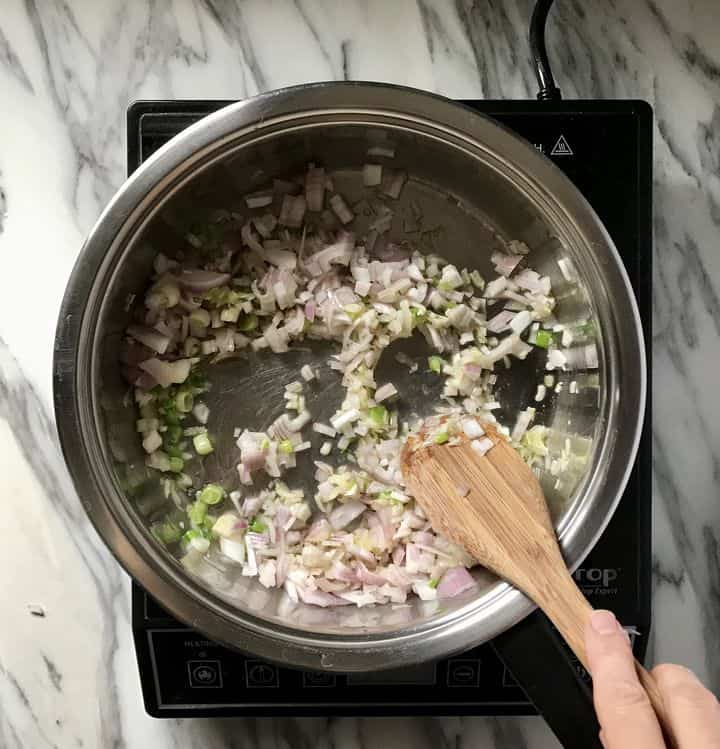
[530,0,562,100]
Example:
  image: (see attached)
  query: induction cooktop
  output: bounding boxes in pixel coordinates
[127,98,652,746]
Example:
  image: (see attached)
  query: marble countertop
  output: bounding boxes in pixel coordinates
[1,1,719,747]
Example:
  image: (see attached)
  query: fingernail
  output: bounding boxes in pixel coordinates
[590,609,618,635]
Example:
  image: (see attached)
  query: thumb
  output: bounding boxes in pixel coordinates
[585,610,665,749]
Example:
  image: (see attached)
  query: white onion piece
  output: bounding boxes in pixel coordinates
[138,358,191,387]
[304,300,316,321]
[486,310,515,333]
[471,437,494,456]
[244,192,273,209]
[192,403,210,424]
[264,248,296,269]
[220,537,246,564]
[462,419,484,439]
[127,325,171,355]
[367,145,395,158]
[511,408,535,441]
[313,423,336,437]
[241,221,264,253]
[305,165,325,212]
[374,383,397,402]
[328,501,366,530]
[382,170,407,199]
[547,349,568,370]
[142,430,162,453]
[514,269,544,292]
[329,194,354,225]
[331,409,359,430]
[254,213,277,238]
[177,270,231,292]
[510,310,532,334]
[279,195,307,228]
[484,277,507,298]
[437,567,476,598]
[298,588,352,607]
[491,252,522,277]
[363,163,382,186]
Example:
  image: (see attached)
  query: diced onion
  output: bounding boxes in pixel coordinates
[128,159,563,610]
[471,437,494,456]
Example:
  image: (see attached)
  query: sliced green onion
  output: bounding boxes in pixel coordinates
[220,305,241,323]
[279,439,294,454]
[434,431,449,445]
[249,519,267,533]
[428,356,444,373]
[344,303,364,320]
[469,270,485,289]
[576,321,595,338]
[165,424,183,444]
[237,313,258,332]
[199,483,225,506]
[188,500,208,526]
[168,457,184,473]
[368,406,388,427]
[186,370,208,390]
[189,308,210,328]
[428,578,439,589]
[410,307,426,324]
[165,444,183,459]
[159,400,180,425]
[182,528,204,545]
[152,519,183,545]
[534,330,553,348]
[260,437,270,451]
[193,432,214,456]
[175,389,194,413]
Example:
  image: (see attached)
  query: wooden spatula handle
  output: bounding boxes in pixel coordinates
[526,562,677,747]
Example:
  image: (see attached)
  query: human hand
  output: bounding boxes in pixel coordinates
[585,609,720,748]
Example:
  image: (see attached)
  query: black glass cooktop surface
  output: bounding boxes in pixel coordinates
[127,98,652,724]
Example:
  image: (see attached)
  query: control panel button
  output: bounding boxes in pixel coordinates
[245,660,279,688]
[447,659,481,688]
[187,660,223,688]
[302,671,337,688]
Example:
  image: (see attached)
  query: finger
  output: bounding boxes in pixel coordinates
[585,610,665,749]
[652,664,720,748]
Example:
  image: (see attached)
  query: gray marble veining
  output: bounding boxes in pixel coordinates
[1,1,719,747]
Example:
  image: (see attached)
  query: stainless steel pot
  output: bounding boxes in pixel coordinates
[54,82,645,671]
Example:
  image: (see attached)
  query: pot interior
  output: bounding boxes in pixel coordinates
[94,117,605,639]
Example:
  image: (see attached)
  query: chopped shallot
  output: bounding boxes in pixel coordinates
[329,194,354,225]
[363,163,383,186]
[471,437,494,456]
[127,159,569,610]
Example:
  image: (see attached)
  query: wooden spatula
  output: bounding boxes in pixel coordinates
[401,419,676,746]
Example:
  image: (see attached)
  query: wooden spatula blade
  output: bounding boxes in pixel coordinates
[402,423,559,587]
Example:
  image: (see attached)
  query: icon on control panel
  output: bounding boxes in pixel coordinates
[447,659,481,687]
[187,660,223,688]
[550,134,573,156]
[303,671,337,688]
[245,660,279,688]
